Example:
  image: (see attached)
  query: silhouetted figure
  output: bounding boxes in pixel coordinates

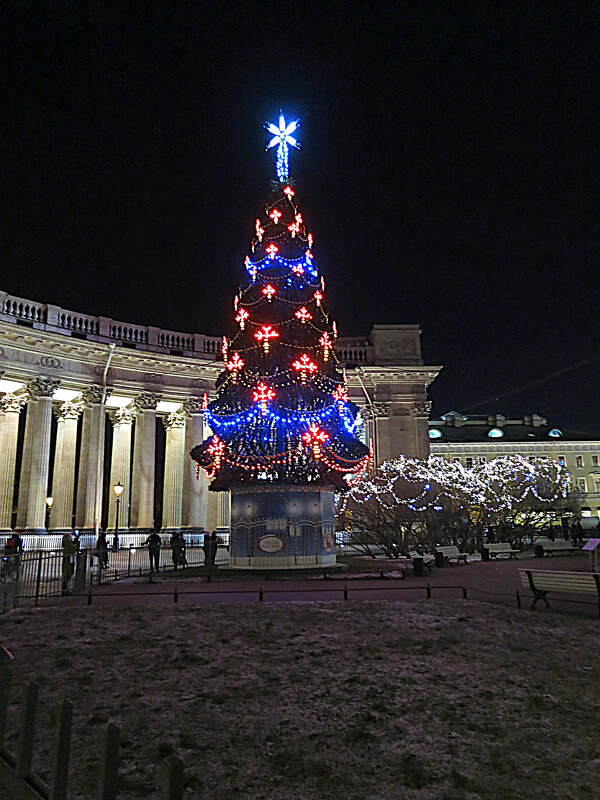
[209,531,219,566]
[62,532,78,594]
[95,531,109,569]
[171,531,187,569]
[146,531,162,572]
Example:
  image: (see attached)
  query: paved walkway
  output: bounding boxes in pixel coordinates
[55,551,600,619]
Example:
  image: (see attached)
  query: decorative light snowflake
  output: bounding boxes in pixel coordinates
[265,112,300,181]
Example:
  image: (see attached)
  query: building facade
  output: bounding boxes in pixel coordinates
[0,288,441,541]
[429,411,600,524]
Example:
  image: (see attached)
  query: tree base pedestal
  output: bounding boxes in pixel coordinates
[228,486,336,569]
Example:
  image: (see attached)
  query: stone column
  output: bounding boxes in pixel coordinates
[16,377,61,534]
[411,400,433,459]
[74,406,90,529]
[77,386,109,534]
[181,398,208,533]
[161,409,186,534]
[217,492,231,530]
[49,400,84,532]
[106,406,136,531]
[130,392,159,532]
[0,394,27,532]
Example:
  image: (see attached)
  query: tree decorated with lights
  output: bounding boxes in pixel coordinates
[192,113,369,491]
[339,454,577,555]
[191,113,370,568]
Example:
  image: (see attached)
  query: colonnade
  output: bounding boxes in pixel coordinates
[0,380,226,537]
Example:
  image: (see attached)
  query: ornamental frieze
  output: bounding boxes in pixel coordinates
[39,356,62,369]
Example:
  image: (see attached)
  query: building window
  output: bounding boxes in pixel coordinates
[577,478,587,493]
[592,455,599,467]
[488,428,504,438]
[594,479,600,494]
[428,428,443,439]
[476,456,486,464]
[576,455,583,468]
[529,455,536,464]
[465,457,473,469]
[558,455,565,466]
[548,428,563,438]
[453,458,461,464]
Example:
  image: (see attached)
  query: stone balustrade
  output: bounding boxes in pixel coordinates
[1,287,376,363]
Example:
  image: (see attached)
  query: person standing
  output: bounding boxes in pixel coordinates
[96,530,109,569]
[203,531,211,565]
[171,532,185,569]
[146,531,162,572]
[209,530,219,566]
[62,531,78,594]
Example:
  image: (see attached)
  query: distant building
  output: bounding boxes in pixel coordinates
[428,411,600,525]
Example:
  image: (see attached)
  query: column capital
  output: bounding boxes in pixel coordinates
[411,400,433,417]
[182,397,205,416]
[114,405,137,425]
[0,393,27,414]
[27,376,61,399]
[81,384,111,406]
[362,402,391,421]
[134,392,160,412]
[58,400,85,421]
[162,409,186,429]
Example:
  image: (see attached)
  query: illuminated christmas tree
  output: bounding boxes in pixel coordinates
[191,113,370,567]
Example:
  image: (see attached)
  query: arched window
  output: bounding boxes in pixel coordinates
[488,428,504,438]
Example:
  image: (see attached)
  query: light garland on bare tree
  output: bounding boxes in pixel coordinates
[340,454,571,515]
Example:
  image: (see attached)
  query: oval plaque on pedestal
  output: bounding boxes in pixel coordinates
[258,535,284,553]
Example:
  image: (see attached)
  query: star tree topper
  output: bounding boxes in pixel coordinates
[265,112,300,182]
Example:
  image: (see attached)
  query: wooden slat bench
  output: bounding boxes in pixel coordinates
[536,540,579,557]
[435,545,468,565]
[483,542,520,560]
[519,569,600,613]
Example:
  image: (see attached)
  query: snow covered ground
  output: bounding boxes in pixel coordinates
[1,598,599,799]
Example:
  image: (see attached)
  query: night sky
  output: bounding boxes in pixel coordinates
[2,2,599,434]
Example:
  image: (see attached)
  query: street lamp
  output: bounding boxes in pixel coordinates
[113,482,124,551]
[45,496,54,529]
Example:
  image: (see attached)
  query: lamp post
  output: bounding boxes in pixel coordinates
[113,482,124,551]
[45,496,54,530]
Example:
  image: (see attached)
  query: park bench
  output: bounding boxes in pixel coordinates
[435,545,468,565]
[519,569,600,613]
[482,542,520,560]
[535,540,579,557]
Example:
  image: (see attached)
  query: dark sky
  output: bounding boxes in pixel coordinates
[2,2,599,434]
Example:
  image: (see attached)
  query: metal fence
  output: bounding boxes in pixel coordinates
[1,544,229,610]
[0,531,229,552]
[0,659,186,800]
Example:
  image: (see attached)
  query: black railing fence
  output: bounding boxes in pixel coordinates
[1,545,229,610]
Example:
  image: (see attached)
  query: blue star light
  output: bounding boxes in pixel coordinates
[265,112,300,181]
